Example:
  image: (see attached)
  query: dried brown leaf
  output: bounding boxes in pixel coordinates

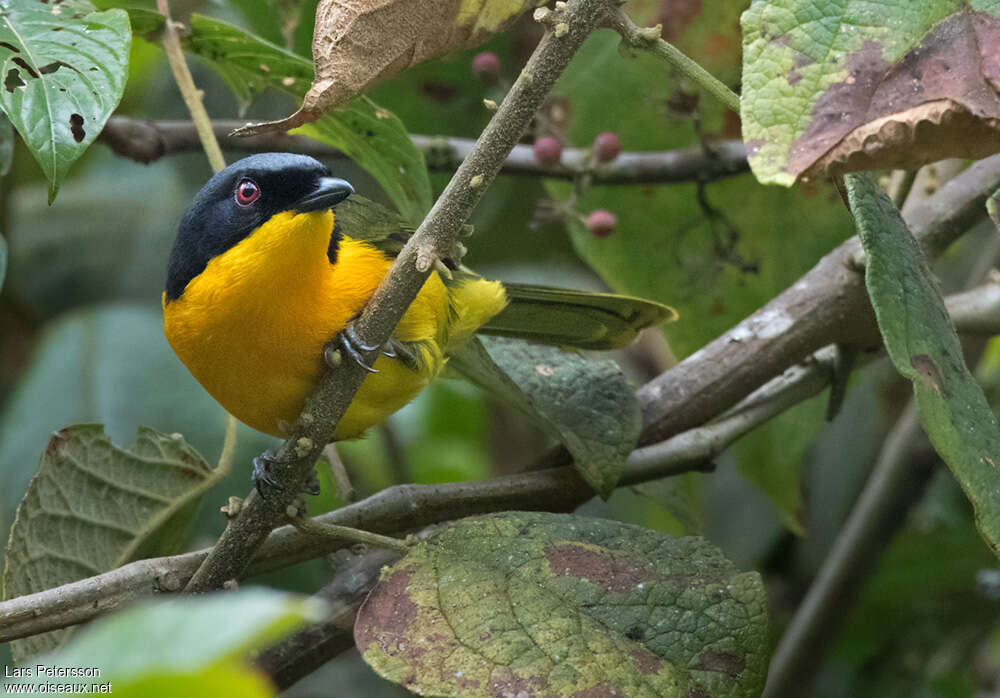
[743,5,1000,185]
[237,0,546,135]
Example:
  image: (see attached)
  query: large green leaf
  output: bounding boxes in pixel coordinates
[449,337,640,497]
[847,172,1000,554]
[2,589,324,698]
[3,425,227,660]
[741,0,1000,185]
[357,512,769,697]
[0,0,130,201]
[128,9,432,221]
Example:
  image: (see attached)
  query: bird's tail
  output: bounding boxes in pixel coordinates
[477,283,677,350]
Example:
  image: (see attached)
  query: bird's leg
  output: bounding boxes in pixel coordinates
[252,449,321,497]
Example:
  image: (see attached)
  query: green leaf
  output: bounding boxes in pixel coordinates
[356,512,769,697]
[450,337,640,497]
[3,424,228,661]
[126,9,432,220]
[847,172,1000,555]
[0,0,131,201]
[741,1,1000,185]
[3,589,324,697]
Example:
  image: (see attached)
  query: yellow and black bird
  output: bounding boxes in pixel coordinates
[163,153,674,488]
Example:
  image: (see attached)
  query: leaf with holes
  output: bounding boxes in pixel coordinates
[449,337,640,497]
[3,424,225,661]
[0,0,130,201]
[127,9,431,221]
[847,172,1000,555]
[356,512,769,697]
[742,1,1000,185]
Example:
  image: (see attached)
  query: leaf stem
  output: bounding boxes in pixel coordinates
[609,9,741,114]
[216,413,238,475]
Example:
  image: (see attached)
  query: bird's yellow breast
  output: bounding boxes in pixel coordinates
[162,209,488,438]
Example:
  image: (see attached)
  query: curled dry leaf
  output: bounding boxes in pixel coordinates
[241,0,546,136]
[742,3,1000,185]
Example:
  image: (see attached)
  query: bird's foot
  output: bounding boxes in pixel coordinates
[252,450,321,498]
[324,325,380,373]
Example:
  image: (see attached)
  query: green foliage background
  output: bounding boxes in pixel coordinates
[2,0,999,696]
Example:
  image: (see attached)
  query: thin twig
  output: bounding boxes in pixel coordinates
[154,0,240,489]
[182,0,620,594]
[322,444,356,503]
[763,403,936,698]
[287,512,410,554]
[97,117,749,185]
[155,0,225,174]
[608,9,741,114]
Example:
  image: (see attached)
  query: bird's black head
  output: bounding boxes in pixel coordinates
[164,152,354,301]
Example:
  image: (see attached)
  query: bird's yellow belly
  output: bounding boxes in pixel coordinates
[163,233,448,439]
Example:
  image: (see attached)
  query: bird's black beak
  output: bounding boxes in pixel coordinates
[293,176,354,213]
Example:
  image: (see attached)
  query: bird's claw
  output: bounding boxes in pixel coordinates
[252,449,321,497]
[337,325,379,373]
[252,450,287,497]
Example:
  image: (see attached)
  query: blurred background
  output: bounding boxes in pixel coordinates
[2,0,1000,696]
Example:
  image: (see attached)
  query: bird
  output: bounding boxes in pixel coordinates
[162,152,675,490]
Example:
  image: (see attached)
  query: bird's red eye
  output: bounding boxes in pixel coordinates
[235,178,260,205]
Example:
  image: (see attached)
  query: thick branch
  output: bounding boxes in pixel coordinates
[182,0,619,594]
[636,154,1000,447]
[97,116,748,185]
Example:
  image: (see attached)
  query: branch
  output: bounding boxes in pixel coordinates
[6,267,1000,642]
[764,211,1000,697]
[255,547,401,690]
[763,403,937,698]
[182,0,619,594]
[0,336,846,643]
[634,153,1000,447]
[97,116,749,185]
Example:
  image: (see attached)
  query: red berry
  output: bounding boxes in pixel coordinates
[533,136,563,166]
[585,210,617,237]
[593,132,621,162]
[471,52,501,82]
